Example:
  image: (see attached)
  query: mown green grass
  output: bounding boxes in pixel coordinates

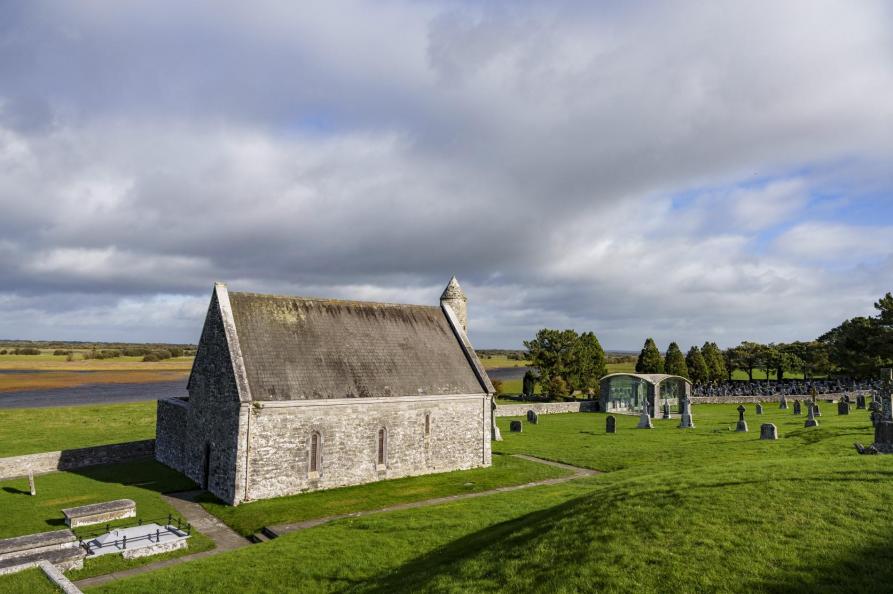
[0,567,61,593]
[0,402,156,457]
[88,404,893,593]
[200,453,570,536]
[0,461,214,581]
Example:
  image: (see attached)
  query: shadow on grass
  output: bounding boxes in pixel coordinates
[351,465,893,593]
[2,486,30,495]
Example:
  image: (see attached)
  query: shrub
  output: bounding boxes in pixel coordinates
[546,376,569,399]
[142,353,161,362]
[0,349,6,355]
[169,347,184,358]
[13,347,41,355]
[52,349,71,356]
[491,379,504,395]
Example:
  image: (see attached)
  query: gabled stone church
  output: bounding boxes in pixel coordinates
[155,277,494,505]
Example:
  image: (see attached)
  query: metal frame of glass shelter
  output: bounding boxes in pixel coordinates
[598,373,692,417]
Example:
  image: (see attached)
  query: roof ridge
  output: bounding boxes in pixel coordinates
[228,291,440,310]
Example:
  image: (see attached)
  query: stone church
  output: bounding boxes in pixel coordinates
[155,277,494,505]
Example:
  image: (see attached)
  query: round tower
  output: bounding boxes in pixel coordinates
[440,276,468,333]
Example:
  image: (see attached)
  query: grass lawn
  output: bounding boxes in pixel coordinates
[0,461,214,581]
[0,567,61,593]
[199,453,571,536]
[88,404,893,593]
[0,402,156,457]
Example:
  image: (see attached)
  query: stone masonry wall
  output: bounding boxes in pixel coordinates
[166,289,244,505]
[495,401,597,417]
[244,395,490,501]
[0,440,155,480]
[155,398,188,473]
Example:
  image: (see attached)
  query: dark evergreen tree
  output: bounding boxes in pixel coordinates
[569,331,607,395]
[522,369,537,398]
[664,342,689,378]
[635,338,663,373]
[685,346,710,384]
[701,341,727,383]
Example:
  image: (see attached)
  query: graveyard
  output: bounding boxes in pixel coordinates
[0,398,887,592]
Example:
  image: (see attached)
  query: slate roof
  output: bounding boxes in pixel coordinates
[226,291,489,401]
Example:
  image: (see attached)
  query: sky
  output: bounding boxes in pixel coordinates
[1,0,892,351]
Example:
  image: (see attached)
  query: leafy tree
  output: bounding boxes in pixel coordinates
[524,329,579,385]
[686,346,710,384]
[569,332,607,395]
[734,341,764,381]
[820,319,882,378]
[663,342,689,378]
[701,341,727,383]
[635,338,663,373]
[522,369,537,398]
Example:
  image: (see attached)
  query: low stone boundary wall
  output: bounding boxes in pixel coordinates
[690,392,867,405]
[495,401,597,417]
[0,440,155,481]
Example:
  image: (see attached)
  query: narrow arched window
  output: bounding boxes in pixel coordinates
[377,428,387,466]
[424,413,431,436]
[309,432,321,474]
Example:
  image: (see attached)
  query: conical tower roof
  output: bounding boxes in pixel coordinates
[440,276,466,301]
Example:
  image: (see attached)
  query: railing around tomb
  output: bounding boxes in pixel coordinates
[76,513,191,555]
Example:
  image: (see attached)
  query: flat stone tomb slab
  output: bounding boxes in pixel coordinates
[86,523,189,558]
[63,499,136,528]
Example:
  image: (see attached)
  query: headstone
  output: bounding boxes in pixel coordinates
[759,423,778,440]
[606,415,616,434]
[793,400,802,415]
[510,420,522,433]
[870,400,883,427]
[662,400,671,420]
[678,397,695,429]
[637,399,653,429]
[527,410,538,425]
[755,403,763,415]
[804,403,819,428]
[838,400,850,415]
[857,394,866,409]
[779,396,788,410]
[28,470,36,497]
[735,405,748,432]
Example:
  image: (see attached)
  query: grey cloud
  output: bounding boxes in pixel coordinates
[0,0,892,348]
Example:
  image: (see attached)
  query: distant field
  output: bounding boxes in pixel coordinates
[0,353,194,371]
[478,355,529,369]
[0,369,187,393]
[0,401,156,457]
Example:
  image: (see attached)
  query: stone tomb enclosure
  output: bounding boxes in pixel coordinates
[0,529,85,575]
[62,499,136,529]
[86,523,190,560]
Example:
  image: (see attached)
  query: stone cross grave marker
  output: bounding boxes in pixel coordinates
[805,402,819,428]
[857,394,866,409]
[759,423,778,440]
[637,398,653,429]
[606,415,616,434]
[678,397,695,429]
[736,405,748,432]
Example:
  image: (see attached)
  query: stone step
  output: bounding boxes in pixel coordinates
[260,526,279,540]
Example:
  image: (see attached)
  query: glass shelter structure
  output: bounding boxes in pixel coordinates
[598,373,692,417]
